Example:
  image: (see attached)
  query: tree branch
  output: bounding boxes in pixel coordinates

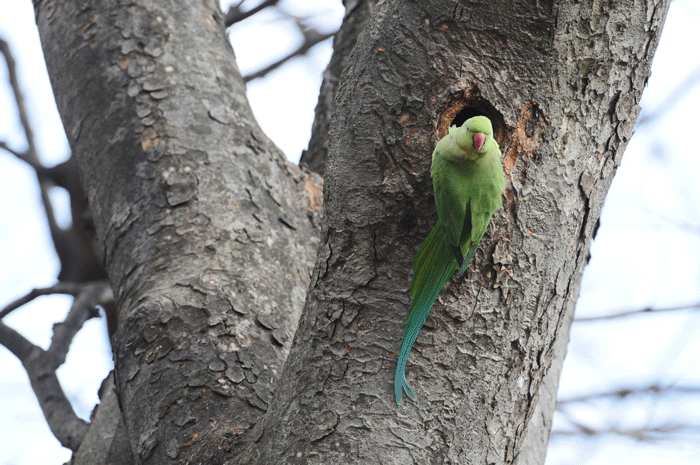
[0,38,38,165]
[0,282,88,319]
[0,320,38,360]
[1,37,108,286]
[0,39,64,256]
[0,283,110,451]
[554,385,700,441]
[551,423,700,441]
[300,0,378,175]
[636,64,700,128]
[0,140,27,159]
[0,36,64,250]
[48,281,112,366]
[224,0,280,27]
[224,1,339,84]
[243,28,334,82]
[33,0,323,460]
[0,319,88,450]
[557,384,700,404]
[575,302,700,322]
[639,205,700,235]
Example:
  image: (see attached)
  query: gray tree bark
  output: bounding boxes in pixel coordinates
[32,0,669,463]
[35,0,321,463]
[299,0,378,175]
[244,0,670,463]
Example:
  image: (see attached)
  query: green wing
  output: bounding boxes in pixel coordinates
[432,154,470,250]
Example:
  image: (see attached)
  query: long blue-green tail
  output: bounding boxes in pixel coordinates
[395,224,458,404]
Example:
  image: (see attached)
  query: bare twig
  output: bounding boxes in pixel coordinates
[0,140,27,158]
[49,282,112,364]
[0,322,88,450]
[224,0,280,27]
[0,282,92,319]
[1,38,108,285]
[551,423,700,441]
[1,38,68,272]
[554,403,700,441]
[243,28,334,82]
[639,204,700,235]
[0,320,36,360]
[0,39,37,166]
[575,302,700,322]
[222,3,339,84]
[0,38,69,268]
[557,384,700,404]
[0,282,111,451]
[554,384,700,442]
[636,64,700,128]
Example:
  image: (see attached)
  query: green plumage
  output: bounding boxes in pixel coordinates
[395,116,505,404]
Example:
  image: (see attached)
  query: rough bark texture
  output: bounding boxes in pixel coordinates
[517,2,670,461]
[299,0,378,175]
[72,374,133,465]
[34,0,321,463]
[246,0,669,463]
[517,284,574,465]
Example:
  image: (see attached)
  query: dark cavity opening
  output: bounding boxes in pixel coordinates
[450,107,487,128]
[448,102,507,148]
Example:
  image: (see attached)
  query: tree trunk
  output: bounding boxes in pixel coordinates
[243,0,669,463]
[33,0,669,463]
[35,0,321,463]
[299,0,378,175]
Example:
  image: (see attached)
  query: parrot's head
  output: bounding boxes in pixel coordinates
[463,116,493,154]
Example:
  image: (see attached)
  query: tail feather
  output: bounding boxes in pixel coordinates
[456,240,479,277]
[395,224,457,404]
[410,224,456,300]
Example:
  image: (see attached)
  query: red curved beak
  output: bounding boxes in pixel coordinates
[473,133,486,151]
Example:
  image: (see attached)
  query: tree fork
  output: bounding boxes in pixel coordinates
[32,0,670,462]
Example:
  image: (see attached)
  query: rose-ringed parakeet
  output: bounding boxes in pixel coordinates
[394,115,505,404]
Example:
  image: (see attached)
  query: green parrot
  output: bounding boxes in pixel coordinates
[394,115,505,404]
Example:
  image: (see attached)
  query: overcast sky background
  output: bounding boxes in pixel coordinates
[1,0,699,463]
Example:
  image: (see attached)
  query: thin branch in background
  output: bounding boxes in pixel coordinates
[243,28,334,82]
[0,38,69,267]
[0,281,111,451]
[1,39,117,455]
[0,38,65,261]
[224,0,280,27]
[0,282,92,319]
[557,384,700,405]
[551,423,700,441]
[0,38,37,165]
[48,282,112,363]
[0,319,36,361]
[0,140,25,158]
[641,205,700,236]
[554,383,700,442]
[595,201,700,236]
[574,302,700,322]
[1,37,108,285]
[636,64,700,128]
[222,2,339,83]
